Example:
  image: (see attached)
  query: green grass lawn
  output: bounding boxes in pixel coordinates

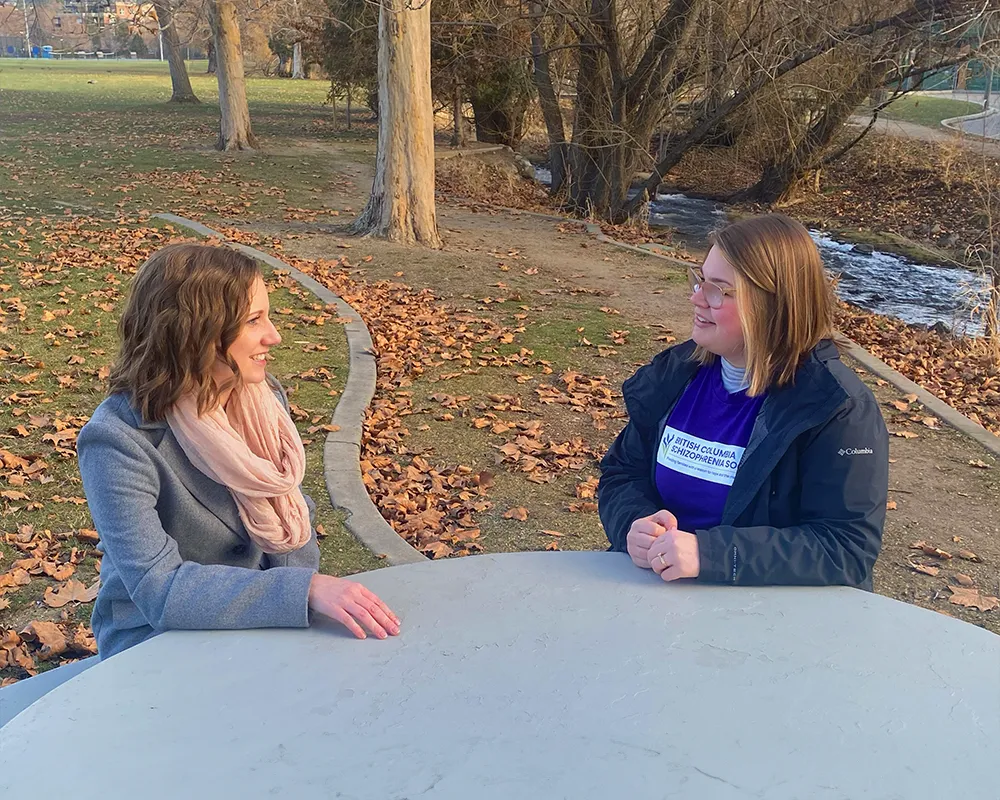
[0,59,374,222]
[879,95,981,127]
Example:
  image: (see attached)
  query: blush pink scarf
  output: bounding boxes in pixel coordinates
[166,381,311,554]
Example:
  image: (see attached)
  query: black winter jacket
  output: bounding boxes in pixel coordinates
[598,340,888,589]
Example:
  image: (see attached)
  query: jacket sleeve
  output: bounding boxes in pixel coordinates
[78,420,315,633]
[696,394,888,588]
[263,518,320,570]
[598,419,665,553]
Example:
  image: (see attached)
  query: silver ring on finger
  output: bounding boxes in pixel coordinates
[657,553,668,569]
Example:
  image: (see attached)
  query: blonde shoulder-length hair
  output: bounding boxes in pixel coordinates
[692,213,838,396]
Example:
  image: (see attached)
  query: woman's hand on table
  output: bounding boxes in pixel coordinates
[626,510,678,568]
[308,575,401,639]
[648,528,701,581]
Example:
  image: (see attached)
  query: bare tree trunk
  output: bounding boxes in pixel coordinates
[206,40,217,74]
[567,0,704,221]
[569,53,628,217]
[352,0,441,247]
[451,83,466,147]
[292,41,305,79]
[704,0,727,111]
[154,0,199,103]
[989,267,1000,346]
[208,0,257,151]
[529,1,568,194]
[346,86,352,129]
[735,59,891,205]
[620,4,931,219]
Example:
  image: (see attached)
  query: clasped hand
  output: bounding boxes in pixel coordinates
[625,509,700,581]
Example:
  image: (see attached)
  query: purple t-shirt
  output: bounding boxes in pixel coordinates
[654,360,766,532]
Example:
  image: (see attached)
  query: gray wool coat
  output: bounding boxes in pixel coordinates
[77,380,320,658]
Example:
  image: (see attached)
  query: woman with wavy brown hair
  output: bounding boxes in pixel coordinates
[78,243,399,658]
[599,214,889,588]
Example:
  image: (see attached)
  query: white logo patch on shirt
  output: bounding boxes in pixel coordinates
[657,425,746,486]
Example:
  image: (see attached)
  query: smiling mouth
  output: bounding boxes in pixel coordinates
[250,353,269,363]
[695,313,714,325]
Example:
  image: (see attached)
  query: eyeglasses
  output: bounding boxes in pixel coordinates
[688,267,736,309]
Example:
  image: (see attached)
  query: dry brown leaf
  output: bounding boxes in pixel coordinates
[954,573,975,587]
[41,561,75,581]
[503,507,529,521]
[892,430,919,439]
[891,400,910,411]
[968,459,991,469]
[473,471,494,489]
[50,495,87,505]
[0,568,31,589]
[72,625,97,655]
[43,579,100,608]
[540,529,564,537]
[21,621,67,659]
[575,477,600,499]
[948,586,1000,612]
[920,416,939,428]
[906,559,939,577]
[956,549,982,562]
[885,500,898,511]
[909,541,952,559]
[544,540,560,551]
[422,541,453,559]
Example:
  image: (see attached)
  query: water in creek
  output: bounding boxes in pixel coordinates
[534,168,991,336]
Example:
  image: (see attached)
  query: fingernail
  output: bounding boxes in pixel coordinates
[378,631,387,639]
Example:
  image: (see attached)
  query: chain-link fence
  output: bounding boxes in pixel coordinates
[922,60,1000,94]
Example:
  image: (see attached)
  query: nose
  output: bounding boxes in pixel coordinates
[690,286,709,308]
[263,319,282,346]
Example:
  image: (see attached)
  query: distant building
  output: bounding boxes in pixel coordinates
[0,0,159,54]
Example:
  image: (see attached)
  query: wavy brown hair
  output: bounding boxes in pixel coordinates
[108,243,262,421]
[693,214,838,396]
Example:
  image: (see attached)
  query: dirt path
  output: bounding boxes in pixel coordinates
[848,114,1000,156]
[239,184,1000,632]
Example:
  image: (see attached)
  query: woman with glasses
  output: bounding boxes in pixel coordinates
[598,214,889,588]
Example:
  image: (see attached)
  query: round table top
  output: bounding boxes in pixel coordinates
[1,552,997,798]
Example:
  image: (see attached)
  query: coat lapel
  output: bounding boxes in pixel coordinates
[721,350,848,525]
[154,426,248,538]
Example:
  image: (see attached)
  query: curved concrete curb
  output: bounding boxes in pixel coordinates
[941,107,999,140]
[583,222,693,268]
[841,339,1000,458]
[435,144,505,161]
[153,213,426,566]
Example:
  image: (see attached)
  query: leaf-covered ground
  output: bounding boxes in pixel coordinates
[2,60,997,684]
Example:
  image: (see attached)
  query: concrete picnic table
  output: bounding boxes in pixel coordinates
[1,552,997,798]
